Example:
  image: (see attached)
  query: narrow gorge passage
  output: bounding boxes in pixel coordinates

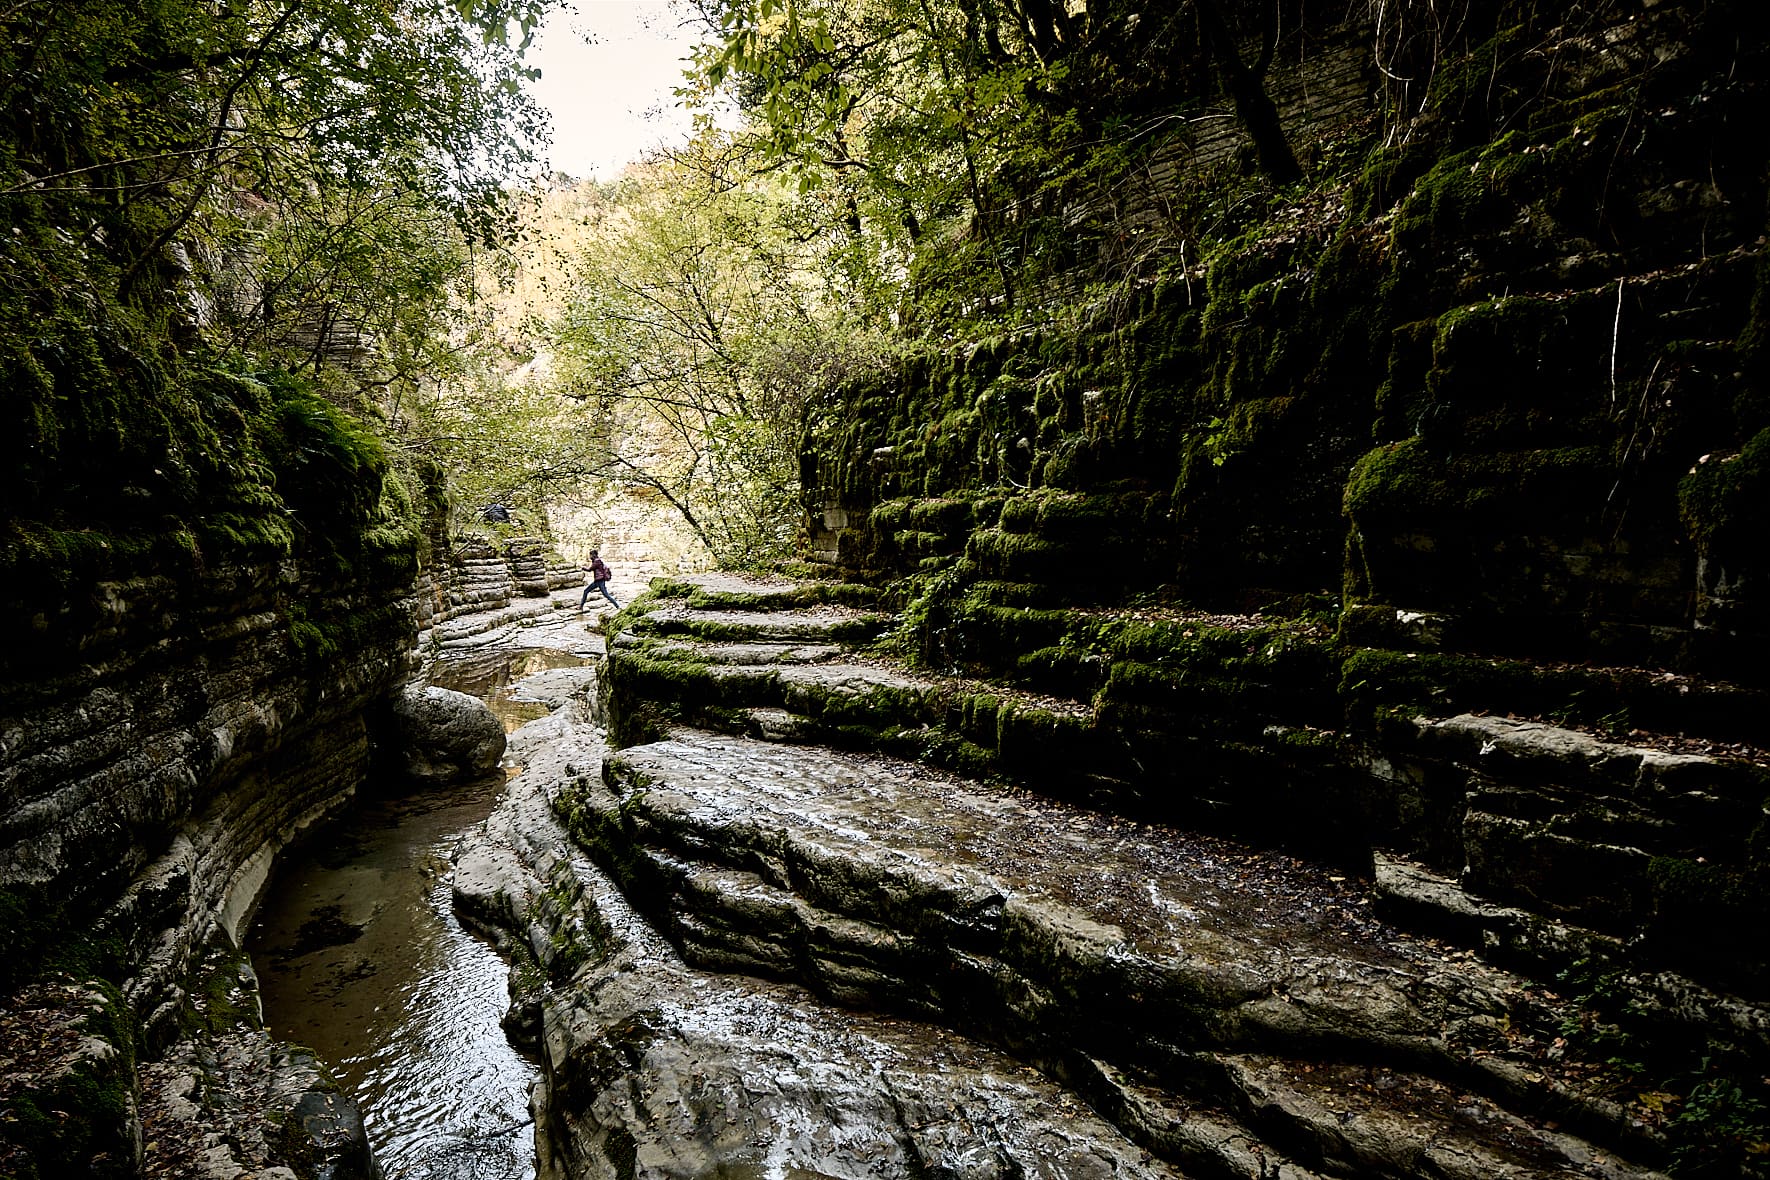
[248,645,593,1179]
[8,4,1768,1178]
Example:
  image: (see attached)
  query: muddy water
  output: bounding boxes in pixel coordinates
[248,647,590,1180]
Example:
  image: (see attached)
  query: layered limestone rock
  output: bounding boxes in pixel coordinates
[0,380,446,1176]
[139,1031,378,1180]
[776,7,1770,1142]
[417,532,585,651]
[456,681,1193,1180]
[591,572,1770,1178]
[559,730,1672,1179]
[0,550,414,1177]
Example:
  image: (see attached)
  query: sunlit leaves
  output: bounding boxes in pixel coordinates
[1,0,555,271]
[423,140,893,566]
[679,0,1098,325]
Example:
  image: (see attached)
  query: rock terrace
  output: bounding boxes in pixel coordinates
[455,570,1770,1180]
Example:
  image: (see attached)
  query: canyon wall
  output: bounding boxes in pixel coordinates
[775,1,1770,1159]
[0,356,421,1176]
[0,352,571,1177]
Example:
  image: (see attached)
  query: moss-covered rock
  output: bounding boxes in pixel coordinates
[1679,427,1770,668]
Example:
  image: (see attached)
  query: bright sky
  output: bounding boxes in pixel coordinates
[527,1,710,180]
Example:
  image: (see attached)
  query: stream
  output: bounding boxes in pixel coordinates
[247,647,591,1180]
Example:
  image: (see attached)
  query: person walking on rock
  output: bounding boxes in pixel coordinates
[580,550,619,610]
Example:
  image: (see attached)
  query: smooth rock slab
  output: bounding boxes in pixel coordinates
[454,729,1188,1180]
[566,732,1667,1178]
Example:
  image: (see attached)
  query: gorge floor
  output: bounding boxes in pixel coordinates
[446,578,1684,1180]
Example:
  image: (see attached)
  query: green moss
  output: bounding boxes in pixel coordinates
[907,730,1000,781]
[283,598,411,669]
[1333,647,1769,740]
[178,944,263,1036]
[1649,857,1770,921]
[644,577,879,611]
[1,353,416,684]
[1341,648,1538,719]
[1352,142,1436,219]
[964,529,1080,580]
[629,611,888,645]
[892,529,956,557]
[199,510,297,564]
[1346,437,1610,530]
[1679,427,1770,559]
[1344,438,1455,520]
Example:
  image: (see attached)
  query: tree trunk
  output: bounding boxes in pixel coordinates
[1194,0,1302,187]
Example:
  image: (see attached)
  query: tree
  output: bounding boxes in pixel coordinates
[406,142,890,567]
[548,146,856,563]
[1,0,550,330]
[0,0,561,535]
[683,0,1306,325]
[1193,0,1301,185]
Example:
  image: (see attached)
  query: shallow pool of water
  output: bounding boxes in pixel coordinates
[247,648,589,1180]
[249,780,533,1179]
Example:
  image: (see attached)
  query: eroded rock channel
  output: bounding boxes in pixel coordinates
[247,635,596,1179]
[428,571,1759,1180]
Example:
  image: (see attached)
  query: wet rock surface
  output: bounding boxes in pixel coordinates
[562,731,1661,1179]
[455,713,1186,1180]
[139,1031,377,1180]
[561,571,1770,1177]
[432,575,1698,1180]
[389,684,508,785]
[0,528,588,1180]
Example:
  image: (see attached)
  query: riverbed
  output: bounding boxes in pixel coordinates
[247,646,591,1180]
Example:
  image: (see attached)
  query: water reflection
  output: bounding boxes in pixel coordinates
[432,648,592,731]
[248,646,590,1180]
[248,782,534,1180]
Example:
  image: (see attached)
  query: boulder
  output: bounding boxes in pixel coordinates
[387,686,505,784]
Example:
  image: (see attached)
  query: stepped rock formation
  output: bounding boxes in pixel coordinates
[459,570,1765,1178]
[777,7,1770,1165]
[7,2,1770,1178]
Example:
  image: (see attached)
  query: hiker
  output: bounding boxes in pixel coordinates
[580,550,618,610]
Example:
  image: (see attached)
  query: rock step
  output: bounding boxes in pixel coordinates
[612,633,846,666]
[602,643,936,748]
[648,570,881,610]
[427,595,559,646]
[1077,1052,1649,1180]
[608,576,1770,1009]
[628,602,891,644]
[557,731,1673,1178]
[602,634,1129,799]
[1371,853,1770,1062]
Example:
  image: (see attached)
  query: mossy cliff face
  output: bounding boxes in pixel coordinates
[0,295,421,1175]
[1,359,420,955]
[808,0,1768,672]
[597,576,1770,1176]
[785,1,1770,1151]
